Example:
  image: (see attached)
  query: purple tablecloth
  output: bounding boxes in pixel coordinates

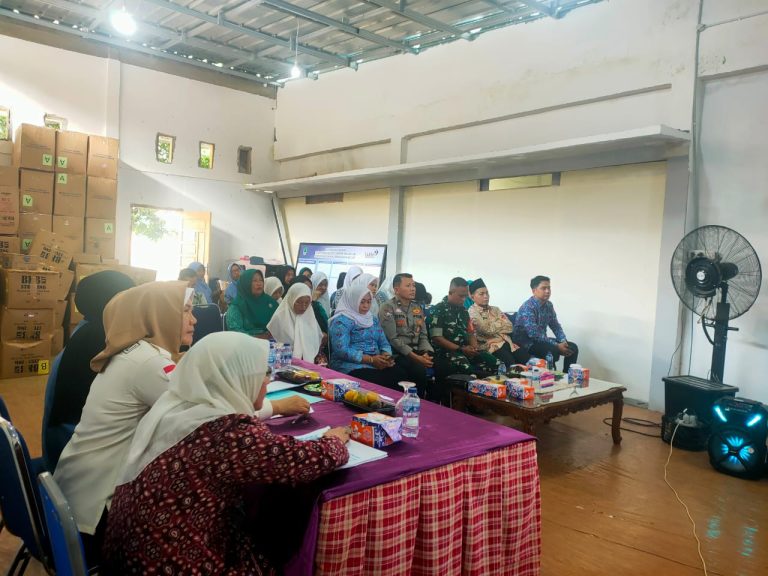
[263,361,535,575]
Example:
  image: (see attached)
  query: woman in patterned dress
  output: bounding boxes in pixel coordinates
[104,332,350,575]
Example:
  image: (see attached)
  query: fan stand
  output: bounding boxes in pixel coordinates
[708,282,739,383]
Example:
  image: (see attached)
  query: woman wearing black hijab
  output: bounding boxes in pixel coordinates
[45,270,135,470]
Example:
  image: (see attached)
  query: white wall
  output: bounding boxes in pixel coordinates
[274,0,698,178]
[280,189,390,263]
[401,163,667,401]
[0,35,281,274]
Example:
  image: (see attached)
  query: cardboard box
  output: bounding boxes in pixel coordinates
[72,252,101,265]
[54,173,86,216]
[53,299,67,327]
[0,141,12,167]
[1,269,72,308]
[84,218,115,258]
[118,264,156,286]
[0,339,52,378]
[51,327,64,356]
[0,307,55,341]
[87,136,119,179]
[0,253,51,271]
[18,213,53,253]
[69,292,83,325]
[321,378,360,402]
[14,124,55,172]
[350,413,402,448]
[0,186,19,234]
[468,379,508,399]
[28,230,76,271]
[85,176,117,219]
[74,262,113,285]
[0,166,18,188]
[55,131,88,174]
[20,169,54,214]
[52,216,84,251]
[0,236,19,254]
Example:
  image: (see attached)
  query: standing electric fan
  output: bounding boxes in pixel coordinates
[670,225,762,384]
[669,225,764,475]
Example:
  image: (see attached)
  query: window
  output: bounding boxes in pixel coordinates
[43,114,67,130]
[0,107,9,140]
[480,173,560,191]
[198,142,215,169]
[237,146,252,174]
[156,133,175,164]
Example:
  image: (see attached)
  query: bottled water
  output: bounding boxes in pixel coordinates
[401,386,421,438]
[282,343,293,367]
[546,352,554,370]
[497,362,507,378]
[273,343,284,370]
[268,342,277,371]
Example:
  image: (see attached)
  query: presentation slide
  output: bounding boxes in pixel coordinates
[296,243,387,291]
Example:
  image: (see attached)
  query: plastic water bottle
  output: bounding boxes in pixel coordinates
[401,386,421,438]
[282,343,293,367]
[273,343,284,370]
[268,342,277,370]
[546,352,554,370]
[497,362,507,379]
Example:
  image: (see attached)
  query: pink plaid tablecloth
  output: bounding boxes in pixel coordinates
[314,442,540,576]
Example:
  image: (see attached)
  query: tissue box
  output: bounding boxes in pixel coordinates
[568,366,590,386]
[527,358,547,369]
[468,379,507,399]
[506,379,535,401]
[522,369,555,389]
[350,412,402,448]
[321,378,359,401]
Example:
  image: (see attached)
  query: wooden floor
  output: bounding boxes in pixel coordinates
[1,376,766,576]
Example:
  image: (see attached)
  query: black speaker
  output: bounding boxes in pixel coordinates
[708,397,768,480]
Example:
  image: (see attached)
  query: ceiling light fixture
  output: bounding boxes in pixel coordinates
[291,18,301,79]
[110,6,137,36]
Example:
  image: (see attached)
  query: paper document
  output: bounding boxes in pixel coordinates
[266,389,324,404]
[295,426,330,441]
[339,440,388,469]
[267,380,303,393]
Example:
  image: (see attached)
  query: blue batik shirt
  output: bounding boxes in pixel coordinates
[513,296,566,349]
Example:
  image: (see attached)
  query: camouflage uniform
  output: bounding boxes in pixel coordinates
[429,297,498,402]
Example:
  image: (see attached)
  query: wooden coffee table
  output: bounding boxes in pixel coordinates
[451,378,627,444]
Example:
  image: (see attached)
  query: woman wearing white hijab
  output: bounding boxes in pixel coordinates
[330,265,363,313]
[352,272,381,317]
[329,282,408,390]
[264,276,284,302]
[104,332,349,575]
[266,284,323,362]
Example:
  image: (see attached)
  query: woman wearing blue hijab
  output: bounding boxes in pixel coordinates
[188,262,213,304]
[223,261,242,306]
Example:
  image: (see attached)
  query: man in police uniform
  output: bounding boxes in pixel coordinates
[429,277,499,404]
[379,273,434,397]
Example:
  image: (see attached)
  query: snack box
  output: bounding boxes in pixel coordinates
[342,388,396,415]
[350,412,402,448]
[506,379,535,401]
[321,378,360,402]
[568,365,590,387]
[276,365,320,384]
[468,379,507,399]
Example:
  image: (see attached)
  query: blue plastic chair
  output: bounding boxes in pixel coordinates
[41,351,70,472]
[37,472,88,576]
[192,304,224,345]
[0,416,50,575]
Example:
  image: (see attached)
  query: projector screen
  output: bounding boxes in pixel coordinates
[295,243,387,291]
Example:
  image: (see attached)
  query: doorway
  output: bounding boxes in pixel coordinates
[130,205,211,281]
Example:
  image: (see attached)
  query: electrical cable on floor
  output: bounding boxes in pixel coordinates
[602,417,661,438]
[664,418,709,576]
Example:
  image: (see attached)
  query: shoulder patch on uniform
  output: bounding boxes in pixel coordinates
[162,364,176,374]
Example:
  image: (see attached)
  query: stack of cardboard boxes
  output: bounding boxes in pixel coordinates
[0,123,121,379]
[0,123,118,258]
[0,231,74,378]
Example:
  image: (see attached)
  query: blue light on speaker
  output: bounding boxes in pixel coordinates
[714,405,728,423]
[746,413,762,427]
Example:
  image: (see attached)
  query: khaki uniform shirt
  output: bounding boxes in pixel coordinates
[379,296,434,357]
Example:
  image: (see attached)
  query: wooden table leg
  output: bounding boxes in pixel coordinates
[612,396,623,445]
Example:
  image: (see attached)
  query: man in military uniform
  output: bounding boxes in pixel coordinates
[379,273,434,397]
[429,277,498,404]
